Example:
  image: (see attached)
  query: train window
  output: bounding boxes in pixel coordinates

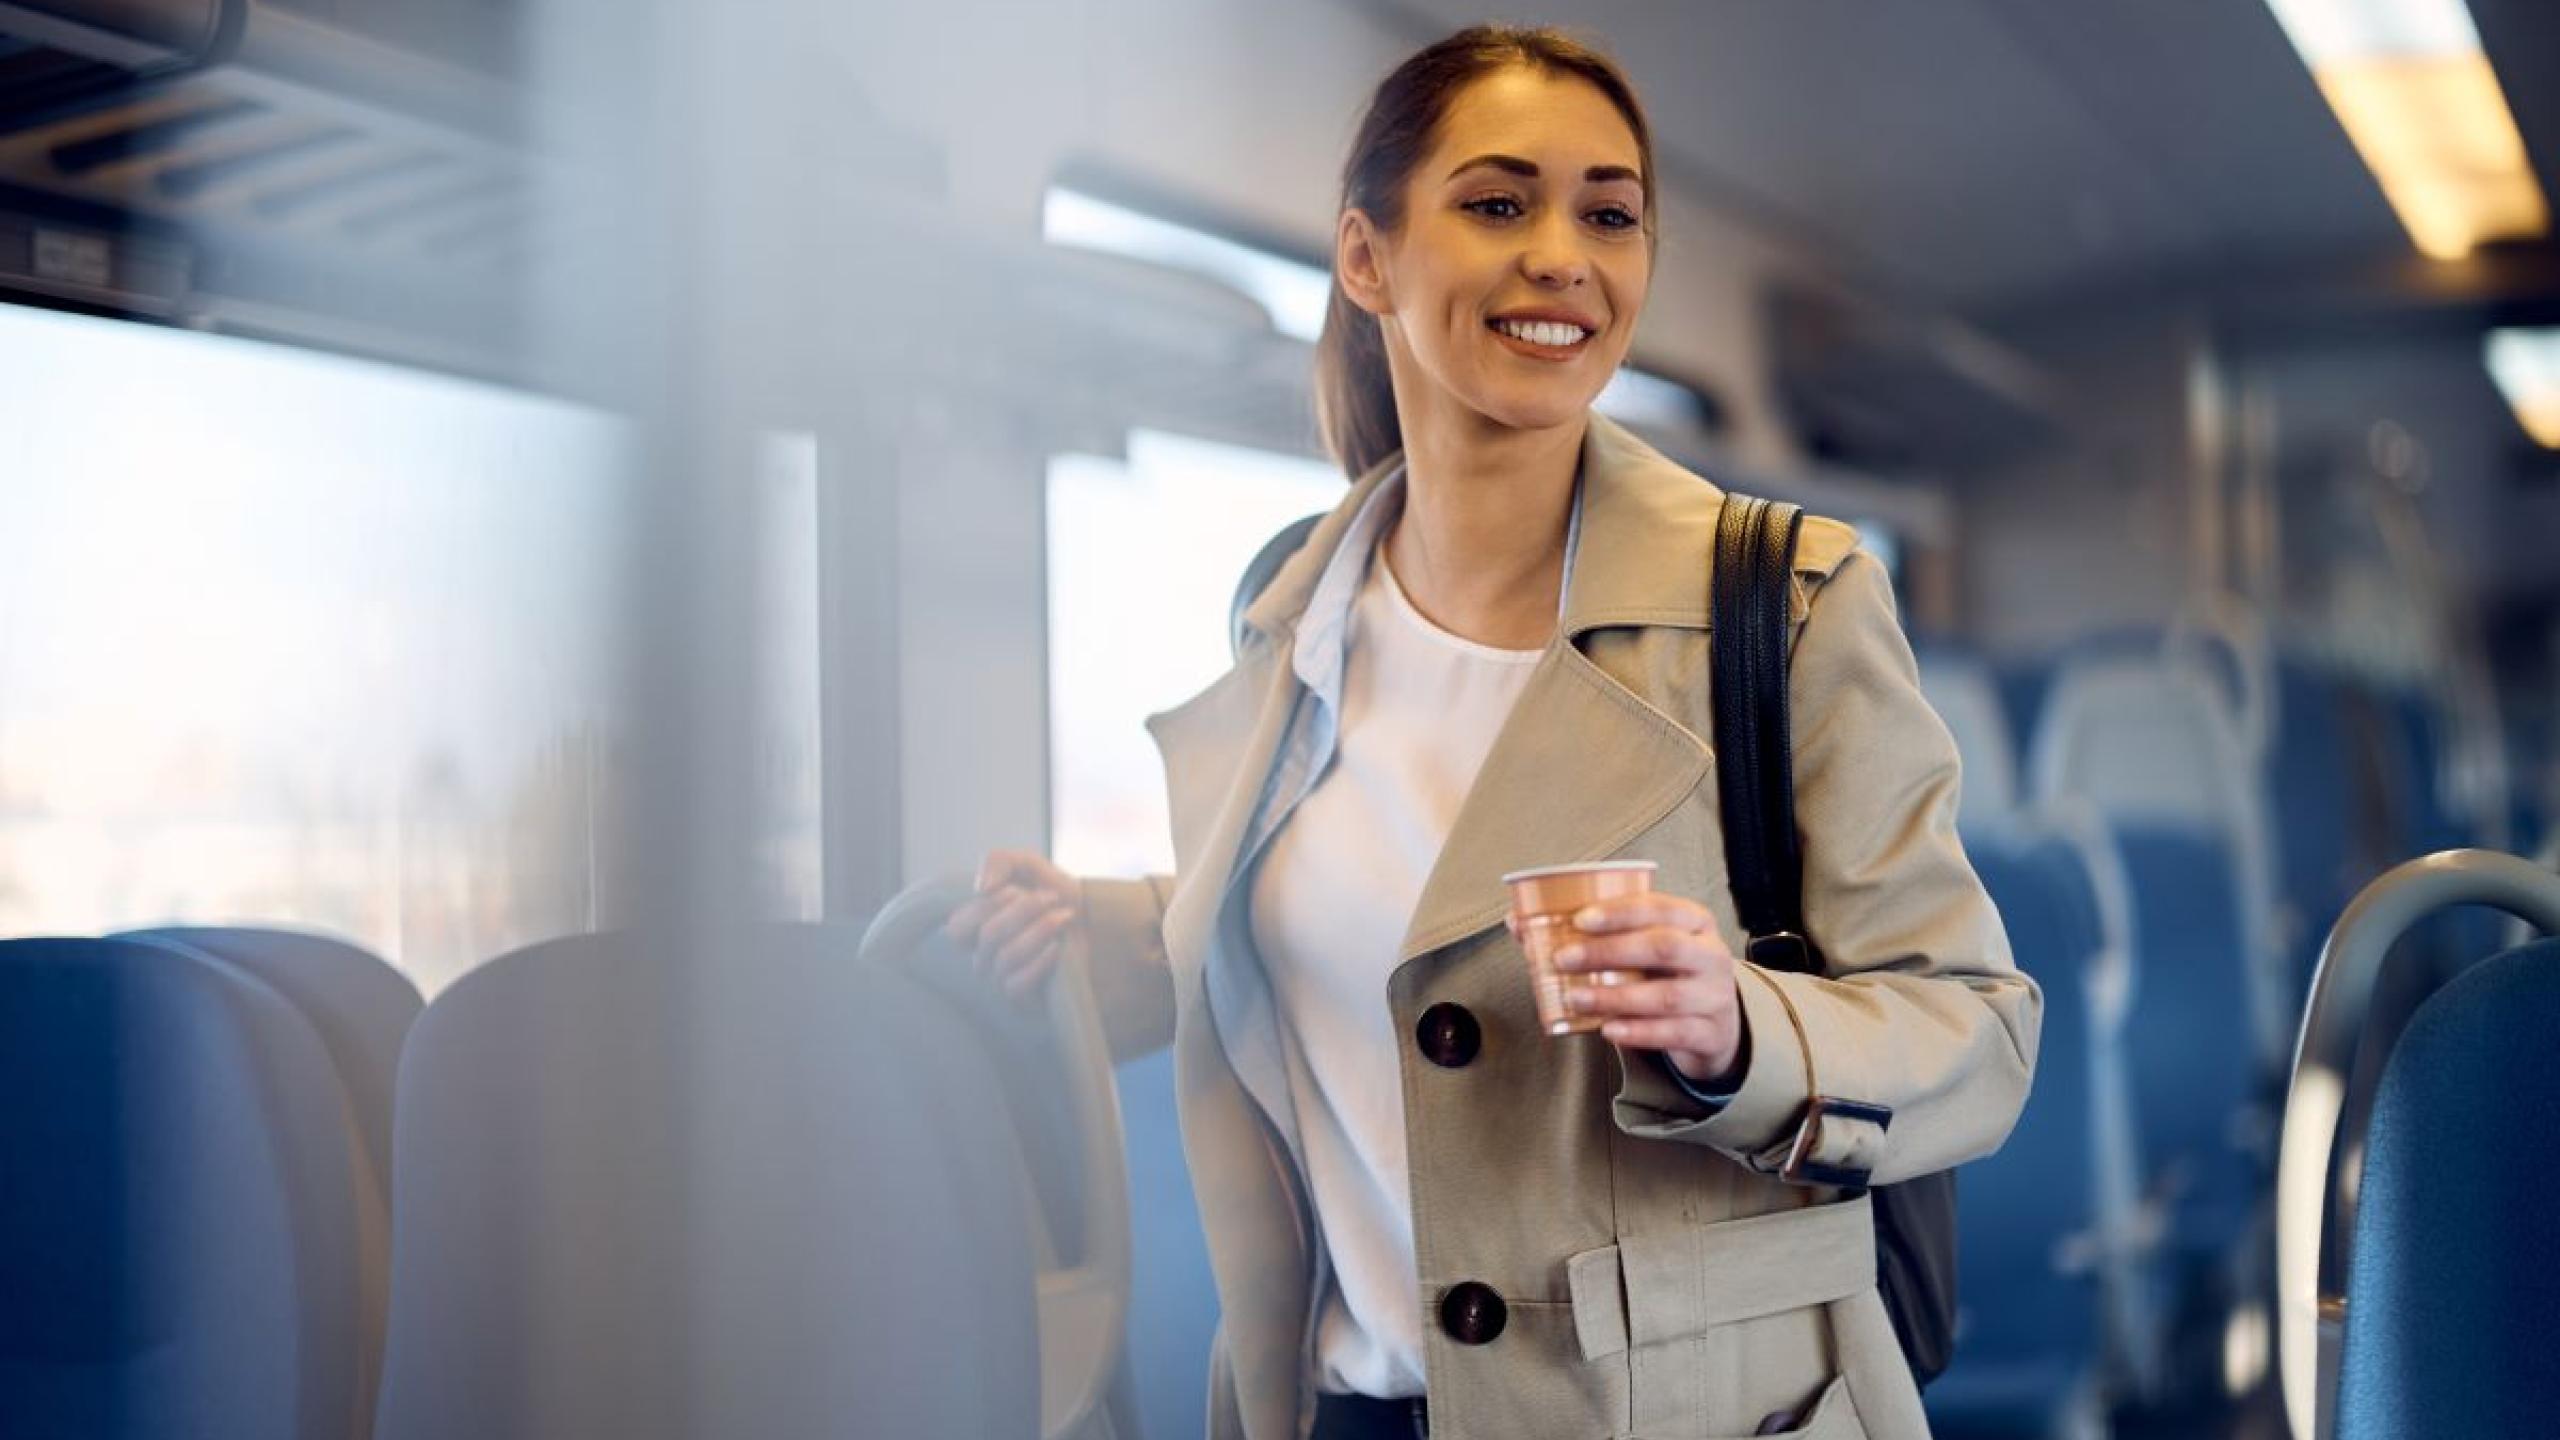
[1848,519,1903,587]
[1043,186,1333,341]
[0,302,627,994]
[1594,365,1714,431]
[755,431,824,921]
[1046,429,1340,875]
[1040,182,1705,428]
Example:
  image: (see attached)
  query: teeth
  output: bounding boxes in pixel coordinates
[1498,319,1589,347]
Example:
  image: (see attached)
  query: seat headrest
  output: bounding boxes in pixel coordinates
[1917,652,2019,823]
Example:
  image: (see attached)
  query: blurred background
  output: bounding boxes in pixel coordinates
[4,1,2558,1437]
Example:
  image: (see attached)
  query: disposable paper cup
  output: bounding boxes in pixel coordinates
[1502,860,1656,1037]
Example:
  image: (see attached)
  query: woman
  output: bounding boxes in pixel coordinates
[952,25,2038,1440]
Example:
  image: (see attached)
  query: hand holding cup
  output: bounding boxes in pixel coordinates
[1559,891,1746,1087]
[1505,861,1746,1088]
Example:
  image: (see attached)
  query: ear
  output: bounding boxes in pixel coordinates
[1336,208,1393,317]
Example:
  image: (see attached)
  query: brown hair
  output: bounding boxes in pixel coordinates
[1314,25,1657,479]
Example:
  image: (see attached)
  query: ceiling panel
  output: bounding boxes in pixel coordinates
[1381,0,2408,314]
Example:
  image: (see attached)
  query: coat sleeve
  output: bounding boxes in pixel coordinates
[1613,549,2041,1185]
[1082,873,1179,1062]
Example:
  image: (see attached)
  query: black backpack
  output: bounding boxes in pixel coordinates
[1225,501,1960,1385]
[1711,493,1959,1388]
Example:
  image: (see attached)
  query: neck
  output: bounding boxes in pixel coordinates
[1382,398,1585,651]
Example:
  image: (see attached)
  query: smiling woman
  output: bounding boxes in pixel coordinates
[949,23,2039,1440]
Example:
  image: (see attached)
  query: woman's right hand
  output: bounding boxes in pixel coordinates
[943,849,1090,1001]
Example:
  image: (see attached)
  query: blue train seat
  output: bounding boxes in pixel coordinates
[118,927,416,1437]
[2029,647,2287,1415]
[2030,652,2285,1069]
[2277,852,2560,1440]
[2108,823,2267,1253]
[1994,658,2055,770]
[1927,827,2119,1437]
[2336,936,2560,1438]
[2266,660,2375,990]
[0,937,366,1440]
[2380,691,2468,858]
[2377,690,2513,976]
[117,928,419,1203]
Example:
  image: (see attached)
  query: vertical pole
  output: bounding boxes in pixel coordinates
[2185,320,2232,603]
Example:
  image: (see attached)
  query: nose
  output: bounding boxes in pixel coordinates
[1521,210,1591,289]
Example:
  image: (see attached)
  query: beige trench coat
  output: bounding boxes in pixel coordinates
[1080,415,2040,1440]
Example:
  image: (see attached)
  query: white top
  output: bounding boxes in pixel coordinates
[1250,537,1543,1398]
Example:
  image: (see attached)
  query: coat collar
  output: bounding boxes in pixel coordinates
[1214,412,1726,968]
[1235,413,1729,652]
[1551,413,1730,636]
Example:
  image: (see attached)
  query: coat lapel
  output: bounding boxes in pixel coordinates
[1144,649,1298,980]
[1394,644,1711,960]
[1396,416,1726,963]
[1145,450,1403,977]
[1143,460,1416,1440]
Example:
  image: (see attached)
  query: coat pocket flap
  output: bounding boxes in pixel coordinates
[1566,1195,1875,1361]
[1565,1245,1630,1361]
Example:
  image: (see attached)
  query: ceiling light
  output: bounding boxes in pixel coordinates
[2262,0,2549,259]
[2485,327,2560,448]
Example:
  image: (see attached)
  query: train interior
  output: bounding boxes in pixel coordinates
[4,1,2560,1437]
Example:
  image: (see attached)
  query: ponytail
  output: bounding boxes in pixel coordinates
[1314,277,1400,479]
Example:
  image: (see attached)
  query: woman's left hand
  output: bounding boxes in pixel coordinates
[1548,893,1747,1088]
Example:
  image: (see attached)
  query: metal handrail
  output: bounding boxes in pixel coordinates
[2165,593,2273,770]
[2029,652,2292,1067]
[2276,849,2560,1440]
[860,875,1132,1440]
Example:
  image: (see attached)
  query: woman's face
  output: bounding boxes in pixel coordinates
[1343,67,1652,438]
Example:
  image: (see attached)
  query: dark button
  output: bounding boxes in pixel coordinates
[1415,1002,1481,1068]
[1439,1281,1506,1345]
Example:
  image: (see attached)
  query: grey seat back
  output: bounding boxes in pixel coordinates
[373,924,1041,1440]
[1917,650,2020,825]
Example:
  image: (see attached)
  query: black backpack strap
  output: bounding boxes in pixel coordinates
[1229,513,1324,659]
[1710,494,1818,975]
[1710,493,1962,1389]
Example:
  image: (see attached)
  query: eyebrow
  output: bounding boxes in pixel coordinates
[1446,153,1643,187]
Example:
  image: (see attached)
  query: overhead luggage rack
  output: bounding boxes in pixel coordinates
[0,0,530,367]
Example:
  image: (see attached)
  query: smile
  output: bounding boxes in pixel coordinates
[1488,317,1594,350]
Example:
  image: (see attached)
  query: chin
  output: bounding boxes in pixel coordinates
[1473,386,1602,434]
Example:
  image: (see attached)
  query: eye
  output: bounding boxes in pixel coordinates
[1460,194,1524,221]
[1587,205,1640,231]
